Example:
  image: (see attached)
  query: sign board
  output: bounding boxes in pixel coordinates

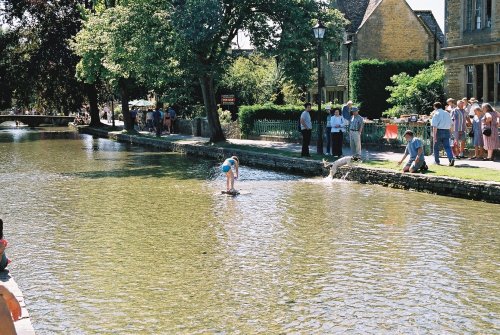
[221,95,236,105]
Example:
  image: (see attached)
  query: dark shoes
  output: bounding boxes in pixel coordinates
[420,162,429,172]
[449,159,455,166]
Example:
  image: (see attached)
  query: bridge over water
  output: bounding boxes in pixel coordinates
[0,115,75,127]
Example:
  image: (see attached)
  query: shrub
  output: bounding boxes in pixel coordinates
[385,61,445,117]
[238,103,337,136]
[218,108,232,125]
[350,59,432,119]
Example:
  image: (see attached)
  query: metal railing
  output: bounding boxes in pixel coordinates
[251,119,499,154]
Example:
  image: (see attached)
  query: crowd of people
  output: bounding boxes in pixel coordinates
[300,100,364,159]
[432,98,498,165]
[133,106,177,136]
[299,98,499,172]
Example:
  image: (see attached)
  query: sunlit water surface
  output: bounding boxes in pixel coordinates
[0,127,498,334]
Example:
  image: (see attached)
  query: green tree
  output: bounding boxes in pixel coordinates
[168,0,346,142]
[220,54,277,105]
[386,61,445,117]
[1,0,87,115]
[73,1,171,130]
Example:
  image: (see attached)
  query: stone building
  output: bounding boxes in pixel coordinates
[311,0,444,105]
[443,0,500,106]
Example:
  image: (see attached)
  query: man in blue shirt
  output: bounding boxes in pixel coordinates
[341,100,352,122]
[398,130,428,173]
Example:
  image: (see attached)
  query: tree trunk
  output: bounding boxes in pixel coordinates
[85,83,101,127]
[119,78,132,131]
[199,74,225,142]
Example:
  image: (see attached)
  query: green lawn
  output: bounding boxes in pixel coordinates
[362,160,500,182]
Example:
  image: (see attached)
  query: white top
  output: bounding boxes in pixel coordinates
[330,115,345,132]
[431,108,452,130]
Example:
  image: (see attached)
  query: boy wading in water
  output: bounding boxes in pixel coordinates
[221,156,239,193]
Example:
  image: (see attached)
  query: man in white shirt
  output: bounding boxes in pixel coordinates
[431,102,454,166]
[300,103,312,157]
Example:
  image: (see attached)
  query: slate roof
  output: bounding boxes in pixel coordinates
[335,0,444,45]
[414,10,445,44]
[334,0,371,33]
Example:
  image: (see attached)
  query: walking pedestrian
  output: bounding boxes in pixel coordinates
[431,102,454,166]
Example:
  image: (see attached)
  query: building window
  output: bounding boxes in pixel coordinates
[466,65,474,98]
[466,0,473,31]
[476,64,484,100]
[497,64,500,102]
[486,0,492,27]
[466,0,491,30]
[475,0,482,29]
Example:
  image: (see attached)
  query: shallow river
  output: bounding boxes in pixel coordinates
[0,127,498,334]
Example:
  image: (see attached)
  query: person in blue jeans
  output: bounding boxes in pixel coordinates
[398,130,428,172]
[431,102,455,166]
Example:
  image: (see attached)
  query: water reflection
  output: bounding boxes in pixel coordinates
[0,130,498,334]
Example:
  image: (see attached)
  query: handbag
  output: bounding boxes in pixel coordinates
[483,128,492,136]
[468,129,474,138]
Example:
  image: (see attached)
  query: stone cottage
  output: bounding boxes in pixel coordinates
[311,0,444,105]
[443,0,499,106]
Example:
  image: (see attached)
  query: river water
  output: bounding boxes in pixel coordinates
[0,127,498,334]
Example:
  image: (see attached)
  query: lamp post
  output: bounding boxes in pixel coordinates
[344,40,352,101]
[313,21,326,154]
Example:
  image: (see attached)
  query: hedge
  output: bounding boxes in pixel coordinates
[351,59,432,119]
[238,103,339,136]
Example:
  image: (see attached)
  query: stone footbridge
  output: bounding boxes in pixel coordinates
[0,115,75,127]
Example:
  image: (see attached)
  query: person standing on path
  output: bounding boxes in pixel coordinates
[330,107,344,157]
[431,102,455,166]
[451,100,467,158]
[325,107,333,155]
[466,105,485,159]
[349,108,364,159]
[300,103,312,157]
[341,100,352,124]
[481,103,499,161]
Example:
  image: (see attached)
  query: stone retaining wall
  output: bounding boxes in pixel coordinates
[337,166,500,204]
[80,127,500,204]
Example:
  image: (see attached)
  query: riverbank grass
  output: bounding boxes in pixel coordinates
[362,160,500,182]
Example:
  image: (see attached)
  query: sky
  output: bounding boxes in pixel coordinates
[406,0,445,31]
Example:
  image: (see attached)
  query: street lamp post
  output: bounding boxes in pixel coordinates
[344,40,352,101]
[313,21,326,155]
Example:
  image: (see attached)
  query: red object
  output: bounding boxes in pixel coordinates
[384,124,398,139]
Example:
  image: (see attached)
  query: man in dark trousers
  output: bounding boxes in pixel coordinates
[153,108,162,137]
[300,102,312,157]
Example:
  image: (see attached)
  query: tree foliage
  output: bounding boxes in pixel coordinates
[1,0,86,114]
[385,61,445,117]
[220,54,277,106]
[166,0,346,141]
[350,59,432,119]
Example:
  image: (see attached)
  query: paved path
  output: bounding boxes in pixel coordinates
[109,122,500,171]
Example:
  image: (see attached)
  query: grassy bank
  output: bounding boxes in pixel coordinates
[362,160,500,183]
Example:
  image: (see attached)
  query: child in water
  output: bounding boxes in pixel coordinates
[221,156,239,193]
[0,219,11,271]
